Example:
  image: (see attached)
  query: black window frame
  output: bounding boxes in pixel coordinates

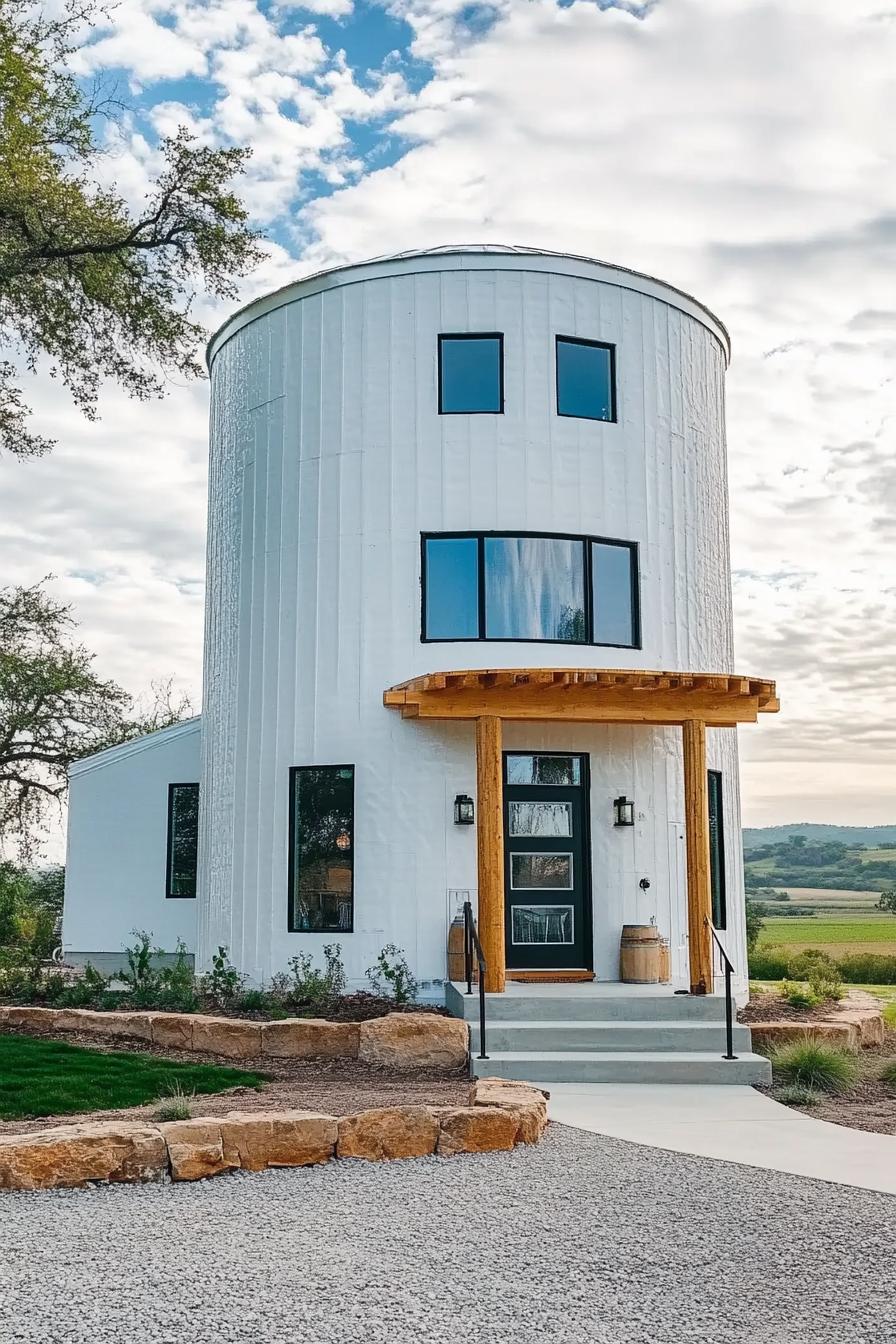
[437,332,505,415]
[555,335,617,423]
[166,782,199,900]
[707,769,727,930]
[420,530,641,649]
[287,764,356,934]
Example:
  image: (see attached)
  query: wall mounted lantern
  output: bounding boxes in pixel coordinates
[454,794,475,825]
[613,795,635,827]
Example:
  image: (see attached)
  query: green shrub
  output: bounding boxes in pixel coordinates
[770,1041,858,1094]
[201,945,244,1010]
[744,900,766,953]
[790,949,839,979]
[367,944,418,1004]
[748,947,791,980]
[234,988,272,1014]
[879,1060,896,1089]
[780,979,819,1009]
[808,976,845,1002]
[837,953,896,985]
[121,933,199,1012]
[773,1084,822,1108]
[283,944,346,1012]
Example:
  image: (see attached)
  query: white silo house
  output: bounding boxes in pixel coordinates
[64,246,778,1080]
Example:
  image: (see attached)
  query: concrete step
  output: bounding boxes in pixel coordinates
[471,1050,772,1086]
[470,1019,754,1054]
[446,982,728,1023]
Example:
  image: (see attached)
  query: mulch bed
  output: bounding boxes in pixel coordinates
[0,1025,469,1136]
[759,1041,896,1136]
[738,994,849,1024]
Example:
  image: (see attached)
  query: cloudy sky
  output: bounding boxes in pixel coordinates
[3,0,894,837]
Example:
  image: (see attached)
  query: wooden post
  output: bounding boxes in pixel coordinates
[476,715,506,993]
[682,718,713,995]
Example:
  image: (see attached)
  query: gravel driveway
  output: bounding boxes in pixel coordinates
[2,1126,892,1344]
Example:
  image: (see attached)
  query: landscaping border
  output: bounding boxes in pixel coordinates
[0,1079,549,1190]
[746,990,885,1052]
[0,1005,469,1068]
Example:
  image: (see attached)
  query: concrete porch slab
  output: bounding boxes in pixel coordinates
[548,1083,896,1196]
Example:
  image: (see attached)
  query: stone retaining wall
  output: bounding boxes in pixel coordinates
[0,1005,469,1069]
[0,1079,549,1191]
[749,990,885,1053]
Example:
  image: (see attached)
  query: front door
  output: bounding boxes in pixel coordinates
[503,752,591,970]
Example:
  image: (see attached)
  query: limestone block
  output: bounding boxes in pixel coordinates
[336,1106,439,1161]
[0,1123,167,1191]
[159,1119,234,1181]
[436,1106,520,1156]
[358,1013,468,1071]
[261,1018,360,1059]
[190,1016,262,1059]
[220,1110,337,1171]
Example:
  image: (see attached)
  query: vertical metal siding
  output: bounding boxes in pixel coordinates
[199,260,744,987]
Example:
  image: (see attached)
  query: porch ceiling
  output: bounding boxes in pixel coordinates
[383,668,779,727]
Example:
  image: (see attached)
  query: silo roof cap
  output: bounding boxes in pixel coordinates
[207,243,730,367]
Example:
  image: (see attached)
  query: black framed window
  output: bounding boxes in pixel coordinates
[438,334,504,414]
[708,769,727,930]
[422,531,639,647]
[166,783,199,899]
[288,766,354,932]
[556,336,616,422]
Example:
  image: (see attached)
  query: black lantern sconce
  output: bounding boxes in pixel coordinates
[454,794,475,825]
[613,795,635,827]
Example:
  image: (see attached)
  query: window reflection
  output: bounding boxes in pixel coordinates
[290,766,354,932]
[510,852,573,890]
[439,336,503,413]
[424,537,479,639]
[484,536,585,641]
[557,337,615,421]
[505,755,582,786]
[167,784,199,898]
[511,905,574,945]
[509,801,573,837]
[592,542,635,646]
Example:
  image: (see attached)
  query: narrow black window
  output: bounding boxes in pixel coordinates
[422,531,638,648]
[167,783,199,899]
[438,334,503,413]
[708,770,726,930]
[556,336,616,421]
[288,766,354,932]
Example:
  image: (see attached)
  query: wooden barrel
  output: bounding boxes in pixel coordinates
[447,913,467,983]
[658,939,671,984]
[619,925,661,984]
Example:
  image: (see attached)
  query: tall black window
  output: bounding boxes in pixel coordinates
[422,532,639,647]
[708,770,726,929]
[556,336,616,421]
[288,766,354,932]
[167,783,199,899]
[438,334,503,414]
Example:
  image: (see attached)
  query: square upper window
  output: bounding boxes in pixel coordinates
[556,336,616,422]
[438,335,503,414]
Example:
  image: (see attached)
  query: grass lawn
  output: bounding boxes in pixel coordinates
[0,1034,265,1121]
[758,914,896,957]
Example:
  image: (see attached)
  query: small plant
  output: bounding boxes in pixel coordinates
[367,944,418,1004]
[773,1084,821,1108]
[807,975,845,1002]
[879,1060,896,1090]
[203,946,244,1009]
[770,1040,858,1094]
[121,929,156,988]
[283,944,346,1012]
[780,980,819,1010]
[234,987,271,1014]
[154,1082,194,1122]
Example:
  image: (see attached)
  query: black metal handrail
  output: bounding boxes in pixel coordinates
[706,919,737,1061]
[463,900,488,1062]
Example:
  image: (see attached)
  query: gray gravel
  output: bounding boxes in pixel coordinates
[1,1125,893,1344]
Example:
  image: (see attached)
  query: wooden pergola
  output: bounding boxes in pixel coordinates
[384,669,779,995]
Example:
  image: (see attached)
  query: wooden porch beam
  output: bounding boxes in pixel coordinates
[476,715,506,994]
[682,719,714,995]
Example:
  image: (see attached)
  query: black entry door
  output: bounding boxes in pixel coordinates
[503,753,590,970]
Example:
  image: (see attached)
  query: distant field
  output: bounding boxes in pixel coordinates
[759,914,896,956]
[778,887,882,908]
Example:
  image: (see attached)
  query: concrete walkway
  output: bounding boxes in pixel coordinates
[549,1083,896,1196]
